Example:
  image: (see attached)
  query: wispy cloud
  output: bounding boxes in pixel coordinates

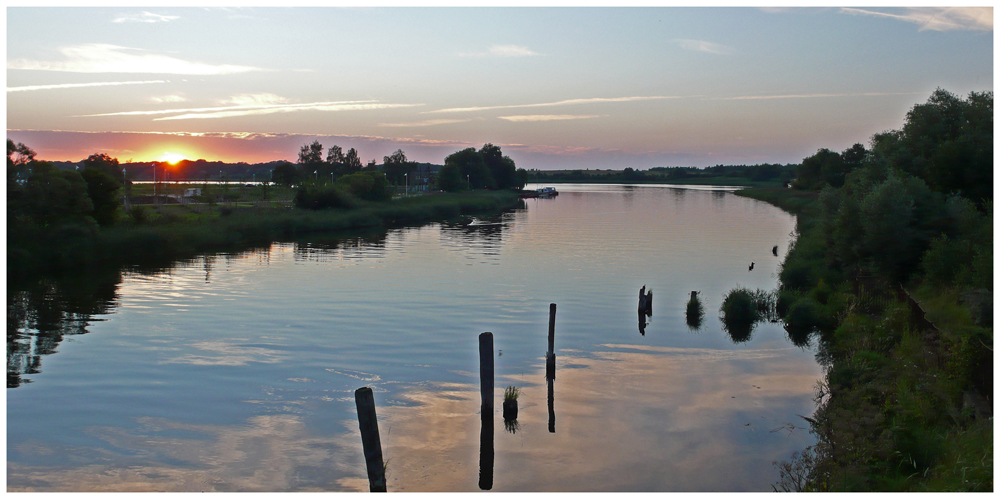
[498,114,601,122]
[429,95,681,114]
[673,39,732,55]
[79,99,423,121]
[7,79,166,92]
[379,118,475,127]
[713,91,926,101]
[112,11,179,23]
[8,44,262,74]
[150,94,187,104]
[841,7,993,32]
[218,93,289,106]
[458,44,540,58]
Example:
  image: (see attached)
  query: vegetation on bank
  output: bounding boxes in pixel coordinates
[736,88,992,491]
[7,138,525,283]
[527,162,795,187]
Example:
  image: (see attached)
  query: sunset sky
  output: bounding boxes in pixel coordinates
[6,6,993,169]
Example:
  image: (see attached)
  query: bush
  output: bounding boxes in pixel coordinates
[294,183,356,210]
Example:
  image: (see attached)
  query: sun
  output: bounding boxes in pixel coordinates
[160,152,186,165]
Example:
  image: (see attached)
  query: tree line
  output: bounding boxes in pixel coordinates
[765,88,992,491]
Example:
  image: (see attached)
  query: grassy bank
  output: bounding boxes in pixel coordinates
[8,190,521,282]
[736,186,992,492]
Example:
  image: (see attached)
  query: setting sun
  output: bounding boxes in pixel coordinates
[160,152,186,164]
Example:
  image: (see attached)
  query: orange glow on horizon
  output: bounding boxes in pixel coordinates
[160,152,187,165]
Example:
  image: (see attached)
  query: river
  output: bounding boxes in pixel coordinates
[7,183,821,491]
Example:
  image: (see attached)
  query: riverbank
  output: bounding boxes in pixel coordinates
[529,175,786,188]
[735,186,992,492]
[8,190,522,282]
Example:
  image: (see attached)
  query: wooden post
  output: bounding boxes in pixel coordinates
[546,303,556,379]
[354,387,386,492]
[479,332,494,416]
[478,332,495,490]
[547,375,555,433]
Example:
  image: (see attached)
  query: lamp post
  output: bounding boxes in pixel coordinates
[314,170,318,181]
[404,173,408,197]
[467,175,470,190]
[123,167,127,208]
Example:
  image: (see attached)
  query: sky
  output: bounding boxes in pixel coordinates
[5,6,994,169]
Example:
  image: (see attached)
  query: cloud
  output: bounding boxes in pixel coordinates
[112,11,179,23]
[7,79,166,92]
[673,39,732,55]
[379,118,475,127]
[150,94,187,104]
[429,95,681,114]
[219,93,290,106]
[841,7,993,32]
[498,114,601,122]
[458,44,540,58]
[7,44,262,75]
[489,44,540,57]
[78,99,422,121]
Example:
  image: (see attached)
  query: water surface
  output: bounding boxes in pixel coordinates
[8,183,820,491]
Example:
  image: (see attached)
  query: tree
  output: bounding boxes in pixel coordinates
[326,145,345,164]
[343,147,362,174]
[480,143,519,189]
[7,139,35,183]
[22,162,94,227]
[437,163,464,192]
[82,152,124,184]
[382,149,414,184]
[80,167,121,226]
[445,147,493,189]
[298,140,324,165]
[271,161,300,187]
[794,148,843,190]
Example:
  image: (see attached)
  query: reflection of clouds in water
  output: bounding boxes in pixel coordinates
[358,346,820,491]
[8,415,365,492]
[162,340,287,366]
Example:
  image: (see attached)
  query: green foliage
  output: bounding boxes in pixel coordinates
[81,167,121,226]
[437,163,465,192]
[503,385,520,401]
[719,287,774,342]
[294,182,357,210]
[335,171,392,202]
[21,162,95,226]
[445,147,494,189]
[271,161,300,187]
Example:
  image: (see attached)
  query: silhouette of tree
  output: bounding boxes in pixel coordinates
[298,140,324,165]
[82,152,124,183]
[343,147,362,174]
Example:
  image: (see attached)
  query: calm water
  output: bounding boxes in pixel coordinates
[8,183,820,492]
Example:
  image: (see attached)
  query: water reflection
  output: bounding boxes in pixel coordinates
[293,231,389,263]
[7,269,121,387]
[349,346,818,491]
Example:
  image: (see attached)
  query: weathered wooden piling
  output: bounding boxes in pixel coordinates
[547,375,555,433]
[354,386,386,492]
[477,331,495,490]
[479,332,494,416]
[646,288,653,316]
[638,286,647,311]
[546,303,556,379]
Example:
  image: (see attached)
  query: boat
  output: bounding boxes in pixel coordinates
[537,187,559,198]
